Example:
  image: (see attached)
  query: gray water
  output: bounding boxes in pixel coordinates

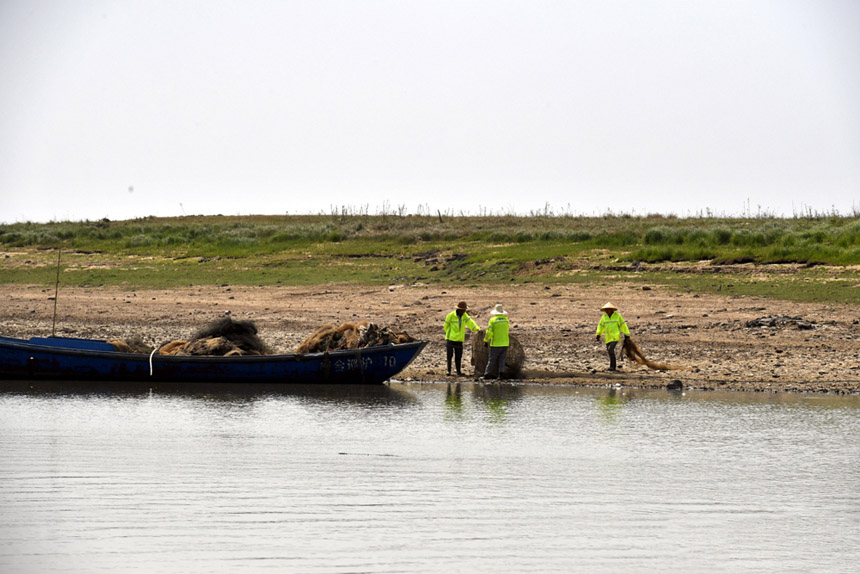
[1,382,859,574]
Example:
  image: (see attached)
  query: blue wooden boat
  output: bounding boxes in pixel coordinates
[0,335,427,384]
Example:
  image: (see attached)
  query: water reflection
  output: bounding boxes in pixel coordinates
[1,381,859,573]
[472,382,523,424]
[444,382,464,419]
[596,387,628,424]
[0,379,418,407]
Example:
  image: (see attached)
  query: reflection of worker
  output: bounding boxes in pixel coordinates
[480,303,510,381]
[597,388,627,424]
[595,302,630,371]
[444,382,464,418]
[444,301,480,376]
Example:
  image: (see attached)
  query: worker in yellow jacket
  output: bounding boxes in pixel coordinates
[444,301,480,376]
[595,302,631,371]
[480,303,510,381]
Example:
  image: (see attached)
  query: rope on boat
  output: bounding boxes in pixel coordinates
[149,348,157,376]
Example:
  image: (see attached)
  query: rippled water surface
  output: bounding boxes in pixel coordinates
[1,381,859,573]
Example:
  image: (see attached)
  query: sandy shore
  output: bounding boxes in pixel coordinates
[2,283,859,394]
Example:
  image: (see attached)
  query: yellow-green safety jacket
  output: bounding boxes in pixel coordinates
[596,311,630,343]
[484,314,510,347]
[444,311,479,342]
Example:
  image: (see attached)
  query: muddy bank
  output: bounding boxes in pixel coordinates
[1,283,858,394]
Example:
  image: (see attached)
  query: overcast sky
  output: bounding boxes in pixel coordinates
[1,0,859,223]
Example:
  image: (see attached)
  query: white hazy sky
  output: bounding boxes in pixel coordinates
[1,0,859,223]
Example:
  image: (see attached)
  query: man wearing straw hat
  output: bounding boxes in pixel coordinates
[480,303,510,381]
[595,302,631,371]
[444,301,480,376]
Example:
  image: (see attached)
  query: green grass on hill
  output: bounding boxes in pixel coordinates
[2,214,859,304]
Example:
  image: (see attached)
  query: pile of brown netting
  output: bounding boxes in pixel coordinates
[109,317,271,357]
[295,322,415,353]
[622,337,691,371]
[108,317,414,357]
[469,330,526,378]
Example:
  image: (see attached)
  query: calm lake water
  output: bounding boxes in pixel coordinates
[1,381,859,574]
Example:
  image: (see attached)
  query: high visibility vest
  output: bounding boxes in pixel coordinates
[484,314,510,347]
[596,311,630,343]
[444,311,479,342]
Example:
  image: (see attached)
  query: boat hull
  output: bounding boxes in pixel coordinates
[0,336,427,384]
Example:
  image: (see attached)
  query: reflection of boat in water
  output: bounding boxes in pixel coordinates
[0,335,427,386]
[0,378,419,406]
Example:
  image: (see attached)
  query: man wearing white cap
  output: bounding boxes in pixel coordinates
[595,302,630,371]
[480,303,510,381]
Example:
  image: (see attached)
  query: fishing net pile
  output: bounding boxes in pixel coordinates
[108,318,271,357]
[296,322,415,353]
[107,337,153,354]
[622,337,691,371]
[157,317,272,357]
[469,330,526,378]
[108,318,414,357]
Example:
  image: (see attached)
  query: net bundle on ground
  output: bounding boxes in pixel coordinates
[622,338,691,371]
[296,322,415,354]
[469,330,526,378]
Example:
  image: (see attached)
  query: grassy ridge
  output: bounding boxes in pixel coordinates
[2,214,859,304]
[3,214,860,263]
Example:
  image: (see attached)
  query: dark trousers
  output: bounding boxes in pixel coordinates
[484,346,509,379]
[446,340,464,374]
[606,341,618,370]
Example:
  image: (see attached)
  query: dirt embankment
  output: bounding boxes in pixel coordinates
[2,283,859,394]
